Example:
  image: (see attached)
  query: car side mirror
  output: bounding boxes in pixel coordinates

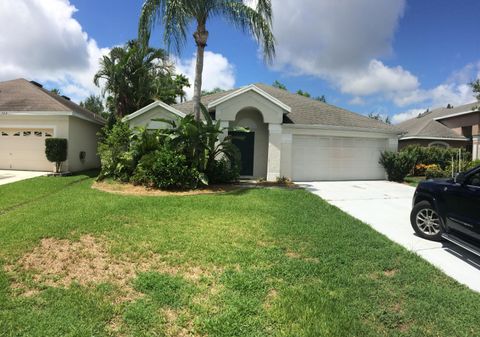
[455,172,466,185]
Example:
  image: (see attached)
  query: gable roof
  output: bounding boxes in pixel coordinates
[397,101,479,141]
[173,83,399,132]
[122,100,186,122]
[208,84,292,112]
[0,78,105,125]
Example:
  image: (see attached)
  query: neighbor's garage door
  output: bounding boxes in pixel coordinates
[0,128,54,171]
[292,135,387,181]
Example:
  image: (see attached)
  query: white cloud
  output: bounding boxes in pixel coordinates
[0,0,109,102]
[338,60,418,96]
[391,108,425,124]
[270,0,411,96]
[175,51,236,99]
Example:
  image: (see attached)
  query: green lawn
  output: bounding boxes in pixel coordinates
[404,176,425,187]
[0,172,479,337]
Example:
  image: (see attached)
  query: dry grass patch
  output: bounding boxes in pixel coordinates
[5,235,221,302]
[92,181,241,196]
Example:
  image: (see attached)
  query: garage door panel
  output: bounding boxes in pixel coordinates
[0,128,54,171]
[292,135,387,181]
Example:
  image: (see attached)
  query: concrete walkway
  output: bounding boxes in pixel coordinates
[0,170,48,186]
[299,180,480,292]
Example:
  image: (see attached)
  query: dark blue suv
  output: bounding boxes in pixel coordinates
[410,165,480,256]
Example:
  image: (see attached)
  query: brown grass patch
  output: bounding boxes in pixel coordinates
[284,250,320,263]
[92,181,241,197]
[162,308,201,337]
[263,289,278,310]
[383,269,398,277]
[5,235,221,302]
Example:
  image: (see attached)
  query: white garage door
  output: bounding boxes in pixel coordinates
[0,128,54,171]
[292,135,387,181]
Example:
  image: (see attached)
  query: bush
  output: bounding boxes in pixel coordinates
[414,163,438,176]
[379,151,415,182]
[131,147,201,190]
[205,159,239,184]
[402,145,470,170]
[45,138,68,173]
[97,122,133,181]
[465,159,480,171]
[425,164,449,179]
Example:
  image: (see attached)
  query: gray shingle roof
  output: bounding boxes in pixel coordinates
[397,101,480,140]
[173,83,399,132]
[0,78,105,124]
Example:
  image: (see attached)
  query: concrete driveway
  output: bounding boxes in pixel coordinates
[0,170,48,186]
[299,180,480,292]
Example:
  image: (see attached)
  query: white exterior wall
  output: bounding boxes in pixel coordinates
[280,125,399,180]
[67,116,102,172]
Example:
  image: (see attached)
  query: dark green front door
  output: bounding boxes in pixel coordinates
[230,131,255,176]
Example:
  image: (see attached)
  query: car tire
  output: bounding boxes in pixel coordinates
[410,200,444,241]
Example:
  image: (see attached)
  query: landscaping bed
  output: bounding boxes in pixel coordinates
[1,172,479,337]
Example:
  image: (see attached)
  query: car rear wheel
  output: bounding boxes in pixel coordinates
[410,201,443,241]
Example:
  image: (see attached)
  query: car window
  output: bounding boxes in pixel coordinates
[467,172,480,187]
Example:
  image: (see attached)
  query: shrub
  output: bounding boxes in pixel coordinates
[97,122,133,181]
[379,151,415,182]
[205,158,239,184]
[45,138,68,173]
[466,159,480,171]
[425,164,449,179]
[414,163,438,176]
[131,148,201,190]
[402,145,470,170]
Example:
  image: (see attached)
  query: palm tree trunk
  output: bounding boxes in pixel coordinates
[193,23,209,121]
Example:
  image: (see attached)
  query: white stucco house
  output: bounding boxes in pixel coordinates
[124,83,400,181]
[0,79,105,172]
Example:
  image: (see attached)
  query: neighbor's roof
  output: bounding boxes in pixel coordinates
[397,101,480,140]
[0,78,105,124]
[173,83,399,132]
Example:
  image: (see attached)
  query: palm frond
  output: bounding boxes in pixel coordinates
[220,1,276,62]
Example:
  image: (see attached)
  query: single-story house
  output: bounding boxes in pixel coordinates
[0,79,105,172]
[397,101,480,160]
[124,83,400,181]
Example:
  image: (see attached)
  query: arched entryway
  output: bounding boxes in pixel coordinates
[229,108,268,178]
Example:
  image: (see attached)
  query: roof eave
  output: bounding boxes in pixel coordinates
[207,84,292,113]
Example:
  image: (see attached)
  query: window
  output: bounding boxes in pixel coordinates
[428,141,449,148]
[23,131,31,136]
[34,131,43,137]
[45,132,52,137]
[13,131,20,136]
[467,172,480,188]
[1,131,8,136]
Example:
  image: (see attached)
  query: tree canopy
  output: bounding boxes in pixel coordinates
[94,39,189,117]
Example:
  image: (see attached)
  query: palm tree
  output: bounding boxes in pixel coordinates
[94,40,175,117]
[139,0,276,121]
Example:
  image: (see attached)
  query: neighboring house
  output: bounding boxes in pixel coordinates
[124,84,400,181]
[0,79,105,172]
[397,101,480,160]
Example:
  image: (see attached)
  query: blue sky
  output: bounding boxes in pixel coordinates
[1,0,479,123]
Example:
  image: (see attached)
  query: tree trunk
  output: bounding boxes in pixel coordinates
[193,22,209,121]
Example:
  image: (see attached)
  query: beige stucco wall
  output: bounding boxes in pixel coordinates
[0,114,69,171]
[230,108,269,178]
[215,91,285,124]
[127,105,181,129]
[67,116,102,172]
